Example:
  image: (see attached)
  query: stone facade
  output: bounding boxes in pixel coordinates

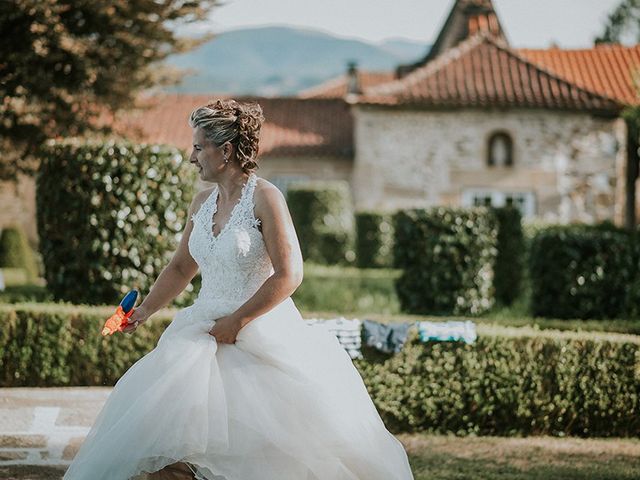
[351,105,627,224]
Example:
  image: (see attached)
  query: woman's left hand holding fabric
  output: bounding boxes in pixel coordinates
[209,314,243,344]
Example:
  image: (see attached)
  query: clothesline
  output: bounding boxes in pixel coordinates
[303,317,478,359]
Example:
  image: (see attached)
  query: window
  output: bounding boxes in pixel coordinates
[487,131,513,167]
[462,189,536,218]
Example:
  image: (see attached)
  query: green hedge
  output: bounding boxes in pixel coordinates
[0,226,39,281]
[1,304,639,437]
[492,206,525,306]
[355,211,394,268]
[36,140,195,305]
[529,225,637,319]
[355,325,640,437]
[393,207,498,316]
[286,181,355,265]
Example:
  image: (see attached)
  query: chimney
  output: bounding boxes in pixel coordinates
[346,61,362,95]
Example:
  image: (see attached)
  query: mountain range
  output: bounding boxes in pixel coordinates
[165,26,429,96]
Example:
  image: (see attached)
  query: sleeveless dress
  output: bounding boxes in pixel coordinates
[63,172,414,480]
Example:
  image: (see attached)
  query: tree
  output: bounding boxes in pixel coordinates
[0,0,218,180]
[596,0,640,44]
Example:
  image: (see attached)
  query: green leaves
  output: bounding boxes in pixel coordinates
[36,139,195,305]
[392,207,499,316]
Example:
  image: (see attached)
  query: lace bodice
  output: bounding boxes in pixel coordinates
[188,173,274,314]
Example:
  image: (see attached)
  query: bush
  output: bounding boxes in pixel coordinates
[0,226,39,281]
[492,206,525,306]
[355,325,640,437]
[393,207,498,316]
[529,225,636,319]
[287,181,355,265]
[36,140,195,305]
[1,304,639,437]
[355,211,394,268]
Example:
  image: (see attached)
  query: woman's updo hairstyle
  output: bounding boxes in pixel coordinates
[188,99,266,174]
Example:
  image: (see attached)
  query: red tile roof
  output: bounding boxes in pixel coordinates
[298,71,396,99]
[357,33,622,115]
[517,44,640,106]
[110,94,353,158]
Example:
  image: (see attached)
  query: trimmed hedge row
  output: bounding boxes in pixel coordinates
[1,304,638,437]
[393,207,498,316]
[529,225,638,319]
[36,140,195,305]
[286,181,356,265]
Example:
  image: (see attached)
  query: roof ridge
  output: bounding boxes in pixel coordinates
[362,32,621,108]
[366,31,494,97]
[517,44,640,53]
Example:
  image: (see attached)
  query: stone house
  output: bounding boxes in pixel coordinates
[301,0,640,227]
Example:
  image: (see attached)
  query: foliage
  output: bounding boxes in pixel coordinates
[286,181,356,265]
[528,225,637,319]
[0,226,39,281]
[393,207,498,316]
[596,0,640,44]
[492,206,525,306]
[355,211,394,268]
[1,304,639,437]
[355,326,640,437]
[0,0,218,180]
[36,139,195,305]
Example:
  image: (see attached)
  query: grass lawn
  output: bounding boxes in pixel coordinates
[2,434,639,479]
[399,433,640,480]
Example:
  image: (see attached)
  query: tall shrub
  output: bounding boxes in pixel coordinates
[0,225,39,281]
[355,211,394,268]
[287,181,355,265]
[529,225,635,319]
[393,207,498,316]
[36,139,195,305]
[492,205,525,306]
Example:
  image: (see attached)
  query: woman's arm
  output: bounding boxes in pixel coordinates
[228,181,304,329]
[124,189,210,331]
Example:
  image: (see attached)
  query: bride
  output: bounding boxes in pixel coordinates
[63,99,415,480]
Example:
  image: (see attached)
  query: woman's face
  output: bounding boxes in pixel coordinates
[190,126,227,182]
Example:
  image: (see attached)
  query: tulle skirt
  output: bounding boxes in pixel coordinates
[63,296,414,480]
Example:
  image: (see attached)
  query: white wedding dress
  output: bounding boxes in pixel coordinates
[63,172,414,480]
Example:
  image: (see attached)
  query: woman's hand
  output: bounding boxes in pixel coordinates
[122,306,150,334]
[208,315,243,344]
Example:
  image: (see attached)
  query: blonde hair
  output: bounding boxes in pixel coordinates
[188,99,265,173]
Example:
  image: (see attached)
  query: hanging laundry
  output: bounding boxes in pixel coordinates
[361,319,412,354]
[417,320,477,344]
[305,317,363,359]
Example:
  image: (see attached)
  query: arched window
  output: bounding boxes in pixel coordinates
[487,132,513,167]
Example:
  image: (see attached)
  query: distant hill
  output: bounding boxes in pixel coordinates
[164,26,429,96]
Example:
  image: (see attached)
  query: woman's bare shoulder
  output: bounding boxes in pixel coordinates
[189,186,216,216]
[254,177,285,205]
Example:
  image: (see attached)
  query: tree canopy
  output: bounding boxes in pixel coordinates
[0,0,218,180]
[596,0,640,44]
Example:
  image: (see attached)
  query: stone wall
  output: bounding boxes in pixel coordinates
[352,106,627,225]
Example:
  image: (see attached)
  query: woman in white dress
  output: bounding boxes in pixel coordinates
[63,99,414,480]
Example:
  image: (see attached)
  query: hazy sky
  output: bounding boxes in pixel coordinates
[200,0,623,48]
